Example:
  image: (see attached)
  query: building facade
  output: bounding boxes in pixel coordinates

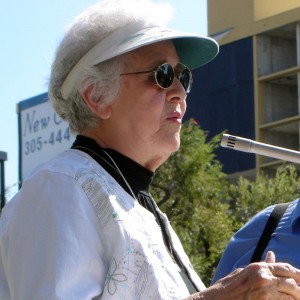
[186,0,300,179]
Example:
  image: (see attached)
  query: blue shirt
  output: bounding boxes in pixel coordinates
[212,198,300,284]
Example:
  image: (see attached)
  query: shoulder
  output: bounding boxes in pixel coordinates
[235,205,275,238]
[26,149,97,179]
[0,150,112,235]
[21,149,117,196]
[211,205,275,283]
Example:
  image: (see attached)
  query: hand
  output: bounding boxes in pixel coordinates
[186,253,300,300]
[265,250,276,263]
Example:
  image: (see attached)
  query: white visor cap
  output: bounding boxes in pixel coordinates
[61,23,219,99]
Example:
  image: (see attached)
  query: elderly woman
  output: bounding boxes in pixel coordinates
[1,0,300,299]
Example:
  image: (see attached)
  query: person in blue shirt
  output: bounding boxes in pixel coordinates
[212,198,300,284]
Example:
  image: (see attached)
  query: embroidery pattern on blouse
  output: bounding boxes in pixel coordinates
[75,168,114,227]
[75,167,182,299]
[105,258,127,295]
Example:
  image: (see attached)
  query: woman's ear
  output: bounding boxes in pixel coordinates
[81,84,112,119]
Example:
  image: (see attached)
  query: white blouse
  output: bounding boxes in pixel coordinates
[0,150,205,299]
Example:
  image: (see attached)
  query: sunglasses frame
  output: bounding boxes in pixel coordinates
[121,62,193,93]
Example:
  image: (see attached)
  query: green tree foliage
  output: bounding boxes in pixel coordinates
[227,164,300,230]
[151,119,300,286]
[151,119,234,285]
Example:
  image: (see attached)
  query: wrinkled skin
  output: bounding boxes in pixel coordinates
[186,252,300,300]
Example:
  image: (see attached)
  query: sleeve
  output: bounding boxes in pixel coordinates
[0,169,107,300]
[211,205,275,284]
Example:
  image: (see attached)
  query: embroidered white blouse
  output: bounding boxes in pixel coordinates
[0,150,205,299]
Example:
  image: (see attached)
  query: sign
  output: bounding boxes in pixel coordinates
[17,93,75,183]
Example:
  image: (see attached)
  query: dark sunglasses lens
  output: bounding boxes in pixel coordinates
[156,64,174,89]
[178,68,192,93]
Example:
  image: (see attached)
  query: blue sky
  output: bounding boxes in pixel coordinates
[0,0,207,199]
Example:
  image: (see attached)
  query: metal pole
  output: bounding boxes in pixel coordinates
[0,151,8,210]
[297,23,300,148]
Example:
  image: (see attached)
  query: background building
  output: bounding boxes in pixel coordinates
[186,0,300,180]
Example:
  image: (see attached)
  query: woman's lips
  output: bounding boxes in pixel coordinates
[166,111,183,124]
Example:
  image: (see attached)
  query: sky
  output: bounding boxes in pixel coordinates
[0,0,208,200]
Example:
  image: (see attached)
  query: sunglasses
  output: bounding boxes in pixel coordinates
[121,63,193,93]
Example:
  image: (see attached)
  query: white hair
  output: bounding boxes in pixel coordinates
[48,0,174,133]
